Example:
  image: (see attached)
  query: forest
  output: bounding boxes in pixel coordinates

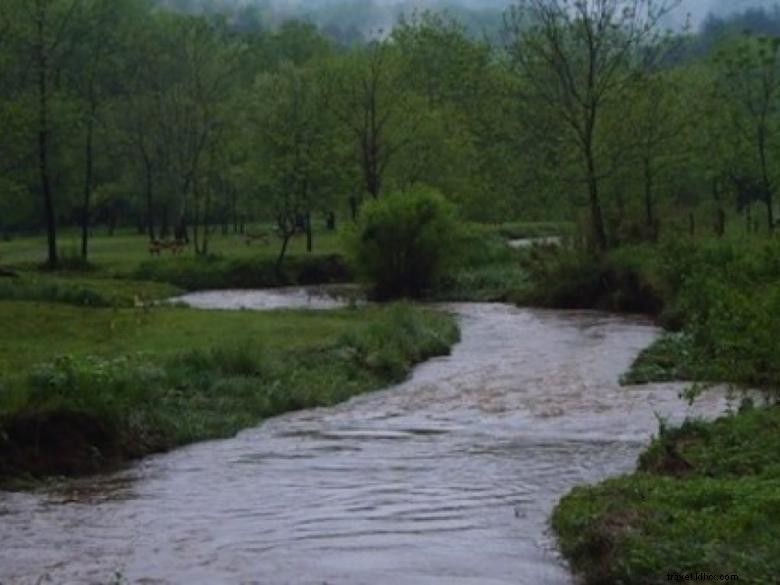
[0,1,779,584]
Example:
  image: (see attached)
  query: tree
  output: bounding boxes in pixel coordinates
[249,63,348,274]
[323,42,415,205]
[621,68,691,238]
[6,0,83,266]
[68,0,130,259]
[715,34,780,232]
[504,0,679,251]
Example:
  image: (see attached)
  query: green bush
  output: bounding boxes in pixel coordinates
[346,188,462,299]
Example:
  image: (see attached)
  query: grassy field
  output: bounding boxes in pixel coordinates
[0,227,342,275]
[0,301,459,485]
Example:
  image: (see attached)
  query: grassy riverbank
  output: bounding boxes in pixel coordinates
[525,235,780,583]
[553,405,780,584]
[0,302,459,486]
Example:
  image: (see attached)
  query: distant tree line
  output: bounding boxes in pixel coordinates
[1,0,780,265]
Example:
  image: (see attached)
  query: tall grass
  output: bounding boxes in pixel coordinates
[0,304,458,482]
[133,253,351,290]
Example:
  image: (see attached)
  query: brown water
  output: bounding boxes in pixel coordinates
[0,302,730,585]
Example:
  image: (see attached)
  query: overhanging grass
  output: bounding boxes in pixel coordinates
[0,302,459,483]
[133,253,351,290]
[0,273,180,308]
[553,406,780,585]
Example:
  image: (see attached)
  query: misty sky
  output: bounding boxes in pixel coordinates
[257,0,780,22]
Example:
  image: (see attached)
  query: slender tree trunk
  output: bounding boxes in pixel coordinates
[349,196,359,222]
[36,7,57,267]
[144,158,155,241]
[584,115,607,252]
[80,111,95,260]
[715,209,726,238]
[758,127,774,232]
[202,189,211,256]
[276,233,291,278]
[231,190,238,233]
[643,158,654,231]
[306,211,313,252]
[586,166,607,251]
[192,219,200,255]
[107,207,117,236]
[161,204,170,239]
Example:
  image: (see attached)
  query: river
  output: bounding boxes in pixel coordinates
[0,298,730,585]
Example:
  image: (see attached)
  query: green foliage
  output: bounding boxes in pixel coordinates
[339,303,459,380]
[345,188,462,299]
[0,273,178,307]
[553,407,780,585]
[431,223,528,301]
[0,303,459,482]
[602,237,780,396]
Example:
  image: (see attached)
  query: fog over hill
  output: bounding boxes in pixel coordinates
[157,0,780,41]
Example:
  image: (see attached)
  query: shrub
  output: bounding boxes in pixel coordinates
[345,188,462,299]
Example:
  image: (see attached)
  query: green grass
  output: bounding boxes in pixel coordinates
[429,223,530,301]
[553,406,780,585]
[537,234,780,583]
[0,227,343,276]
[0,301,459,483]
[0,273,180,308]
[133,252,351,290]
[620,332,701,385]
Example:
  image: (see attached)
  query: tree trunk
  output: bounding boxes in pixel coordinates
[202,189,211,256]
[36,8,57,267]
[643,158,654,234]
[349,196,359,222]
[584,118,607,251]
[305,211,313,253]
[80,112,95,260]
[108,209,117,236]
[160,204,170,239]
[192,219,200,255]
[144,158,155,241]
[715,209,726,238]
[758,127,774,232]
[276,233,291,278]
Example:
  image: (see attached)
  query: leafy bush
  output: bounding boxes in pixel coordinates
[345,188,462,299]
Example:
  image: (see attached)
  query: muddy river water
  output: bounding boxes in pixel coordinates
[0,297,731,585]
